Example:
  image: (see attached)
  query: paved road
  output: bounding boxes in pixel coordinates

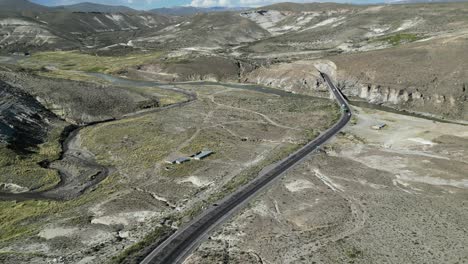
[141,72,351,264]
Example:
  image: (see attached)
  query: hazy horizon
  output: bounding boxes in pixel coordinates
[30,0,397,10]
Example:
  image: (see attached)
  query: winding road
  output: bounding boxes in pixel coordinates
[140,72,352,264]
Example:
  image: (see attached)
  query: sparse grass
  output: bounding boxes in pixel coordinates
[158,94,187,106]
[0,251,49,259]
[19,50,164,74]
[112,143,301,263]
[374,33,423,46]
[162,160,207,178]
[345,247,364,259]
[206,143,300,203]
[0,200,56,242]
[0,124,65,192]
[37,69,110,84]
[80,115,197,168]
[96,86,338,262]
[0,172,123,242]
[180,128,237,157]
[122,86,188,107]
[0,83,338,261]
[109,225,173,264]
[214,90,339,130]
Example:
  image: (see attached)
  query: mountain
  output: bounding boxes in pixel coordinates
[258,2,356,12]
[56,2,137,13]
[0,0,173,54]
[0,0,50,12]
[151,6,248,16]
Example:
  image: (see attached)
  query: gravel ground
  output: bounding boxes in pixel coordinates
[186,105,468,264]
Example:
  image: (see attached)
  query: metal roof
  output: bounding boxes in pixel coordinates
[192,150,214,160]
[167,157,191,164]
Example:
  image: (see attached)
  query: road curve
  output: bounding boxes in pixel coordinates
[140,72,352,264]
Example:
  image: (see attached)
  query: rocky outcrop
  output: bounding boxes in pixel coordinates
[243,60,336,97]
[127,56,253,83]
[0,69,151,125]
[0,183,29,193]
[0,18,76,54]
[0,80,58,153]
[242,57,467,121]
[338,76,467,120]
[330,36,468,121]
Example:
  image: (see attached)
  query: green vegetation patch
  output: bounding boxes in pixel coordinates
[19,50,164,74]
[0,125,65,192]
[374,33,423,46]
[122,86,188,107]
[0,172,123,242]
[214,90,339,130]
[0,124,127,243]
[80,116,196,168]
[37,69,110,84]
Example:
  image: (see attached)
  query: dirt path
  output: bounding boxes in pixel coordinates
[310,168,367,250]
[209,92,301,131]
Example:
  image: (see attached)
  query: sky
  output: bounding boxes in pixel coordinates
[31,0,390,10]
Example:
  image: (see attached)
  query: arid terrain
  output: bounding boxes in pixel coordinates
[0,0,467,263]
[187,106,468,263]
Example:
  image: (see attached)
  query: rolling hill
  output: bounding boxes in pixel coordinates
[151,6,248,16]
[55,2,137,13]
[0,0,50,12]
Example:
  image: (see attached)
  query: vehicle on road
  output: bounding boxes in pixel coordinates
[140,72,351,264]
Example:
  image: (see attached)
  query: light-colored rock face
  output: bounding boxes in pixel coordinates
[91,211,160,226]
[240,9,353,36]
[0,183,29,193]
[240,10,290,35]
[393,17,424,32]
[314,60,337,79]
[0,19,59,48]
[331,35,468,121]
[262,55,465,122]
[347,81,465,120]
[244,60,336,96]
[39,227,79,240]
[0,12,173,53]
[74,13,166,33]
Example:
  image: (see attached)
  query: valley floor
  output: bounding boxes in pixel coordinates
[0,2,467,262]
[0,79,337,263]
[186,105,468,264]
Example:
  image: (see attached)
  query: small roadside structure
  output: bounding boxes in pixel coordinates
[371,123,387,130]
[166,157,191,165]
[191,150,214,160]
